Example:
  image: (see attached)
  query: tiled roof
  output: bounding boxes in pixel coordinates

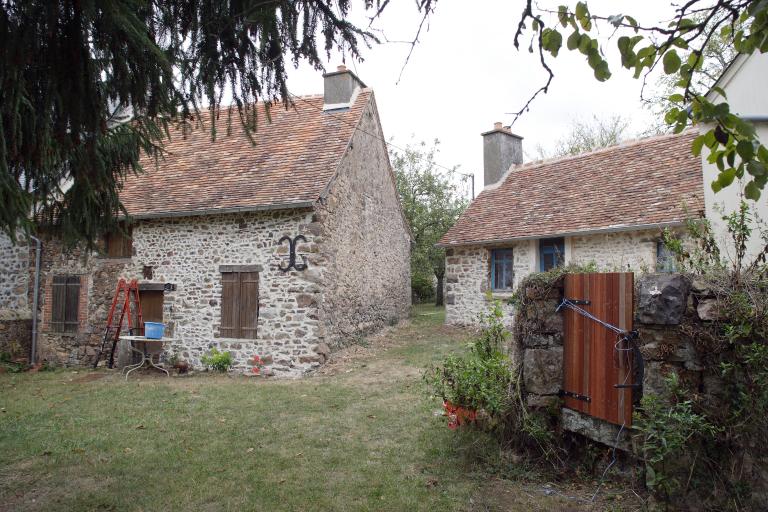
[439,130,705,246]
[119,91,372,217]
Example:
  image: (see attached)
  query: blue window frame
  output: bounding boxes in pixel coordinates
[490,249,514,290]
[656,241,677,272]
[539,238,565,272]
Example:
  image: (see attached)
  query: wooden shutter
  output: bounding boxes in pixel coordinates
[106,226,132,258]
[220,271,259,339]
[51,276,67,332]
[562,273,634,426]
[220,272,239,338]
[51,275,80,333]
[239,272,259,340]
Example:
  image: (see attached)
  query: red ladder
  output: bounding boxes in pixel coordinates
[93,279,143,369]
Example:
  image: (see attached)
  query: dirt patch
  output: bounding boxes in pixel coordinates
[467,478,645,511]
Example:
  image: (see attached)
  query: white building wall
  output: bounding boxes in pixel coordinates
[703,52,768,263]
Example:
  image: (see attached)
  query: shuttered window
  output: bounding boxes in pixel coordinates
[51,276,81,333]
[105,225,132,258]
[220,271,259,339]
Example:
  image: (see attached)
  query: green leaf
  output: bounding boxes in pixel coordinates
[745,181,761,200]
[567,30,580,50]
[668,93,684,103]
[663,50,681,74]
[737,140,755,161]
[542,28,563,57]
[719,168,737,187]
[691,135,706,157]
[558,6,569,27]
[747,161,766,177]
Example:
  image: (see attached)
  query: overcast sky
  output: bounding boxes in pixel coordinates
[285,1,679,195]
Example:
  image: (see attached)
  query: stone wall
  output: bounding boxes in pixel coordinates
[33,209,329,376]
[444,229,666,328]
[444,242,529,327]
[515,271,768,508]
[0,318,32,362]
[0,233,30,316]
[569,229,659,272]
[315,95,411,345]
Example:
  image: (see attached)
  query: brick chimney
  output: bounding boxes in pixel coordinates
[323,65,366,111]
[481,122,523,187]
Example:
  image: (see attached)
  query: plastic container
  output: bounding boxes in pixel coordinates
[144,322,165,340]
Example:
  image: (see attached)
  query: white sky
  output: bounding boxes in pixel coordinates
[285,1,680,194]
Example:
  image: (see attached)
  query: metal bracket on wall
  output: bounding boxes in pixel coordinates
[277,235,308,272]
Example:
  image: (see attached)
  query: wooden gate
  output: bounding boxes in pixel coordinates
[562,273,634,426]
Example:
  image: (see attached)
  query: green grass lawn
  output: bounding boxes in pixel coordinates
[0,305,642,511]
[0,306,491,512]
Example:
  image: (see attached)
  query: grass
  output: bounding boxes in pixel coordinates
[0,305,492,512]
[0,305,644,511]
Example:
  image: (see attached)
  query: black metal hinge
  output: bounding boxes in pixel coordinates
[559,389,591,402]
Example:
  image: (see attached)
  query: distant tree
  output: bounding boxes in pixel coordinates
[534,114,631,159]
[514,1,768,201]
[0,0,435,245]
[391,140,467,306]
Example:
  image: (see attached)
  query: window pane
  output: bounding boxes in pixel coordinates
[540,238,565,272]
[491,249,514,290]
[656,242,677,272]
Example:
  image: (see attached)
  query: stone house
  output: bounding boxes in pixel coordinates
[0,66,411,375]
[438,127,704,326]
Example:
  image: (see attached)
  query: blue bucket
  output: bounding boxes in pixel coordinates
[144,322,165,340]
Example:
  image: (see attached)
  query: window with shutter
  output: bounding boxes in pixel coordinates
[105,224,133,258]
[51,275,81,333]
[220,270,259,339]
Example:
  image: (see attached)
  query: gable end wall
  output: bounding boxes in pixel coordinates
[315,95,411,345]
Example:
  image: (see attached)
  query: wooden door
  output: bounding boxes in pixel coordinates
[139,289,164,333]
[562,273,634,426]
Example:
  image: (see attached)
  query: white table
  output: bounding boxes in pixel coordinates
[120,335,174,380]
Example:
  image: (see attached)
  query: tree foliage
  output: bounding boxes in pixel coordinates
[0,0,435,245]
[391,139,467,305]
[515,1,768,201]
[534,114,631,159]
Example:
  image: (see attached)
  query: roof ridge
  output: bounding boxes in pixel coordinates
[483,128,699,192]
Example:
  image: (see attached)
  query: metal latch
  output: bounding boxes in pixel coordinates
[559,389,591,402]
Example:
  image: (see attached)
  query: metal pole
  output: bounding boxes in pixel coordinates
[471,174,475,199]
[29,235,42,365]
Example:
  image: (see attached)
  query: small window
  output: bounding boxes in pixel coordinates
[220,271,259,339]
[51,275,80,333]
[491,249,514,291]
[539,238,565,272]
[105,225,132,258]
[656,241,677,272]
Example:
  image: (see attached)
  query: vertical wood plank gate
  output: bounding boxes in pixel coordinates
[562,273,634,426]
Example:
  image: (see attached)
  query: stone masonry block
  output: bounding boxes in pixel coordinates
[523,347,563,395]
[636,273,689,325]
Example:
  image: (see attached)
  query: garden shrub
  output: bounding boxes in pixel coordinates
[424,300,512,428]
[635,202,768,509]
[411,271,436,304]
[200,348,233,372]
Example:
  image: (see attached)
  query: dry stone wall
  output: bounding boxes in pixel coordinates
[0,233,30,317]
[315,96,411,345]
[514,271,768,508]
